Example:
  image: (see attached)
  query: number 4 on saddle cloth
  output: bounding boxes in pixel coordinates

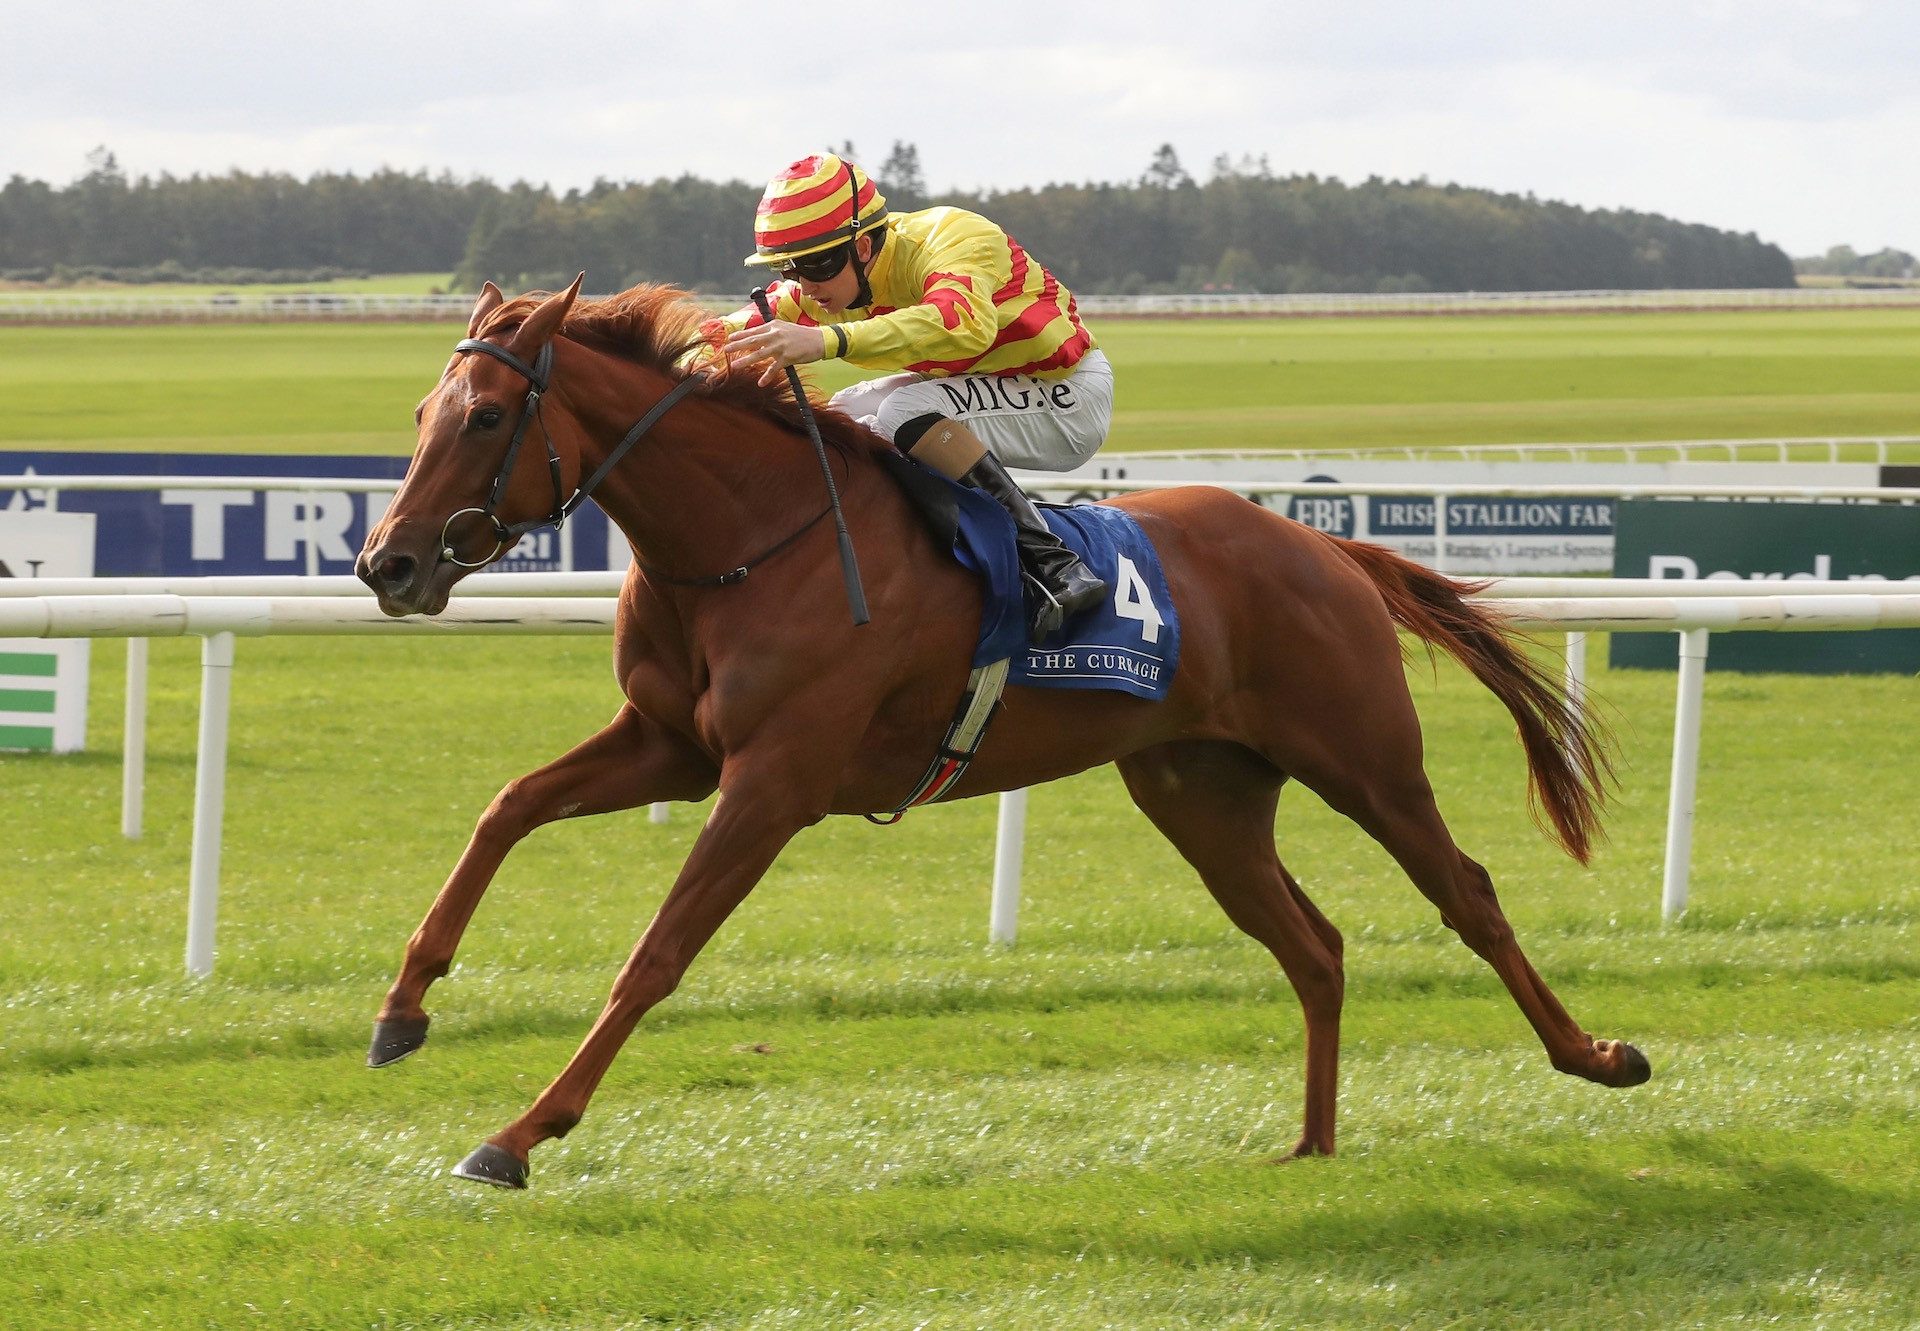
[868,451,1183,823]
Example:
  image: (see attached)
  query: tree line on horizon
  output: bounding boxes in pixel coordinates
[0,144,1797,294]
[1794,243,1916,282]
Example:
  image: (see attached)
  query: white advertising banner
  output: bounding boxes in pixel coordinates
[1030,455,1881,574]
[0,510,97,752]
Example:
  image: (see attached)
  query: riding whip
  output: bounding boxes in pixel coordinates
[750,286,870,627]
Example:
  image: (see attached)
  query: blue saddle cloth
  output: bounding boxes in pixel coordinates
[939,478,1181,701]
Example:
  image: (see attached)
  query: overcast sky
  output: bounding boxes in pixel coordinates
[3,1,1912,258]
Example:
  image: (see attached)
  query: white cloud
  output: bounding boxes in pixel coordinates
[2,0,1913,255]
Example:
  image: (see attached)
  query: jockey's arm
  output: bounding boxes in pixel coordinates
[838,220,1004,369]
[704,223,1004,379]
[839,270,997,369]
[683,281,836,377]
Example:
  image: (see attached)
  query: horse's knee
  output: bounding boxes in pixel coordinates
[611,950,685,1017]
[1302,963,1344,1016]
[477,777,548,844]
[1276,936,1344,1017]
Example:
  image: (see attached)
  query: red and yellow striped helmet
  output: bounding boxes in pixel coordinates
[744,154,889,267]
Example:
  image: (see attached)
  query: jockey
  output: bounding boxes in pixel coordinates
[715,153,1113,639]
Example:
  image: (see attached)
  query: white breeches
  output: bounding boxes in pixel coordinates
[828,348,1114,472]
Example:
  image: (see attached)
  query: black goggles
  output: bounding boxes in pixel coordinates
[776,243,853,284]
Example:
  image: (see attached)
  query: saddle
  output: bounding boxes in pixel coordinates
[866,451,1182,824]
[877,449,1181,696]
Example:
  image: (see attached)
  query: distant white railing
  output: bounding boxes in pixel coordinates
[1031,477,1920,504]
[0,293,483,322]
[1117,437,1920,466]
[1078,287,1920,316]
[5,286,1919,323]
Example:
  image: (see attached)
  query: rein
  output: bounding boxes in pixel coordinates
[634,500,836,587]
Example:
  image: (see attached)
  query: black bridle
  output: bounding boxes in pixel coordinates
[441,332,859,598]
[440,336,701,569]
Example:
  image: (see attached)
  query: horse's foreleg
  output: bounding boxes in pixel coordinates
[451,769,824,1189]
[368,705,716,1067]
[1118,741,1345,1159]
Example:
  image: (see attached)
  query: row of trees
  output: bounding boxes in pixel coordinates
[1794,244,1916,281]
[2,145,1795,294]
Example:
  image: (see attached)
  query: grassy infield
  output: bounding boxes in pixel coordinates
[5,307,1919,455]
[1,307,1918,1328]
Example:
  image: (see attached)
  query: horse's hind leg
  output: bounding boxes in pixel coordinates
[1118,740,1345,1158]
[368,704,716,1067]
[1304,755,1650,1091]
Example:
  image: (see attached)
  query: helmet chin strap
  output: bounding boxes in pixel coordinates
[842,158,875,310]
[849,249,874,310]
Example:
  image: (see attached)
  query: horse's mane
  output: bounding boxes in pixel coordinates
[477,284,889,459]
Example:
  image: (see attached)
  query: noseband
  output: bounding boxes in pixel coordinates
[440,336,701,567]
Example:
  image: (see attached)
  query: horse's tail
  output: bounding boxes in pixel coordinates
[1332,537,1616,864]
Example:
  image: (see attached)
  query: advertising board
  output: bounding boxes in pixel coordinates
[1037,455,1881,574]
[0,510,96,752]
[0,451,624,576]
[1610,499,1920,673]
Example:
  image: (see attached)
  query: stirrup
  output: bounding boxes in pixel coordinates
[1023,573,1066,641]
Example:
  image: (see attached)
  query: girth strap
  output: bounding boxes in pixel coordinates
[866,657,1011,825]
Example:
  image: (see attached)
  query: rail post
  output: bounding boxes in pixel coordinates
[185,632,236,977]
[990,789,1027,944]
[121,638,148,838]
[1563,631,1588,719]
[1661,628,1711,921]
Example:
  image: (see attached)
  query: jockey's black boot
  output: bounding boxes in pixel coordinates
[895,412,1108,640]
[962,451,1109,641]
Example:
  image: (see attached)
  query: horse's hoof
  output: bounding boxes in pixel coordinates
[367,1015,430,1068]
[1272,1137,1335,1164]
[451,1143,528,1190]
[1615,1041,1652,1086]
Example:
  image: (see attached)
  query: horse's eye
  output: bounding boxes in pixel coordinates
[476,408,504,430]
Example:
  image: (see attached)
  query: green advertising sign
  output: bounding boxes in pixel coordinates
[1610,500,1920,674]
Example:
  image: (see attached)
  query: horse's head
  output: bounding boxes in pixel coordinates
[357,276,584,616]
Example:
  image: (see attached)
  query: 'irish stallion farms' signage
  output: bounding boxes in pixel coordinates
[1041,454,1885,575]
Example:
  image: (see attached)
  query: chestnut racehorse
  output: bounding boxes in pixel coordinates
[356,277,1647,1190]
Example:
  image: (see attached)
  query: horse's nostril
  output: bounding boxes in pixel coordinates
[378,553,416,588]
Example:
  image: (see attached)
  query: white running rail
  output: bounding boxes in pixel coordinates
[5,583,1920,973]
[1112,438,1920,466]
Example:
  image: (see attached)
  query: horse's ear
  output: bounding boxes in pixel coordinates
[466,281,504,338]
[508,273,584,356]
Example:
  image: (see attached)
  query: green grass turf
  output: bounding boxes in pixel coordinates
[3,308,1915,457]
[1,637,1915,1328]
